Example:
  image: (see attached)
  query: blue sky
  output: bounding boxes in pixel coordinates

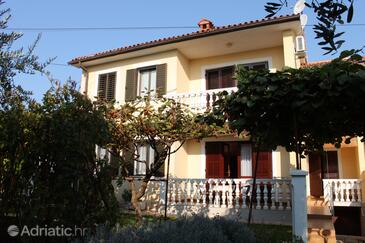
[6,0,365,101]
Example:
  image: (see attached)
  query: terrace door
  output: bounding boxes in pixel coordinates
[205,142,224,178]
[309,151,339,197]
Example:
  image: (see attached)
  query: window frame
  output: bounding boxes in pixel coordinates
[205,61,269,90]
[97,71,117,101]
[137,66,157,96]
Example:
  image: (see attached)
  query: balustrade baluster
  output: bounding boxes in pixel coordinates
[234,180,240,207]
[277,181,283,210]
[263,181,268,209]
[256,182,261,209]
[177,181,182,206]
[171,180,176,206]
[227,180,233,208]
[208,180,213,206]
[285,181,291,210]
[222,179,227,207]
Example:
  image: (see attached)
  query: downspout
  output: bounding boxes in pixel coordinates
[78,61,89,95]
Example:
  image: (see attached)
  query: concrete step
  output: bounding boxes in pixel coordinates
[308,205,332,221]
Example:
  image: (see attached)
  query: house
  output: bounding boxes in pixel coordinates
[69,14,364,242]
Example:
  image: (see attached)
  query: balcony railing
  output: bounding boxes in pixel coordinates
[165,87,237,112]
[323,179,362,207]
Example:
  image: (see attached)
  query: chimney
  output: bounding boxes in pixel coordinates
[198,18,214,31]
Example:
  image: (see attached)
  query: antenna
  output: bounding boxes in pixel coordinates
[300,14,308,28]
[293,0,306,15]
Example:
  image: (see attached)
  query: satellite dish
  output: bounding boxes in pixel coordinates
[300,14,308,28]
[294,0,306,14]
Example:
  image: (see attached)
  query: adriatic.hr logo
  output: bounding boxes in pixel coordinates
[6,224,87,237]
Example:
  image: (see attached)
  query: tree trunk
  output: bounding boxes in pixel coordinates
[128,178,149,226]
[248,142,261,225]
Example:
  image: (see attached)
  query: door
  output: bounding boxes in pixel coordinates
[309,151,339,197]
[252,151,273,179]
[206,142,224,178]
[309,153,323,197]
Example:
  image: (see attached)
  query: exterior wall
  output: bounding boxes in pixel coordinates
[84,50,180,102]
[282,30,297,68]
[341,147,359,179]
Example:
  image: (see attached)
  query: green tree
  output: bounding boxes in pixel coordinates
[0,1,118,239]
[202,50,365,223]
[264,0,360,54]
[107,95,212,223]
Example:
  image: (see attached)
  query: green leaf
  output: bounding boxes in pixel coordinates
[347,2,354,23]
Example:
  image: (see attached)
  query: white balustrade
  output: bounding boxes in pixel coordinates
[125,177,293,214]
[164,87,237,113]
[323,179,362,207]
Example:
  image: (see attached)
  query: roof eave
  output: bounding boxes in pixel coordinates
[69,14,301,66]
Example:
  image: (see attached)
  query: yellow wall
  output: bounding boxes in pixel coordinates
[85,50,180,102]
[340,147,359,178]
[282,30,297,68]
[80,33,302,179]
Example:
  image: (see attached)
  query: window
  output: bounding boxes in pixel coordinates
[125,64,166,101]
[95,146,119,177]
[139,68,157,96]
[206,61,268,90]
[134,144,164,177]
[97,72,116,101]
[206,66,235,90]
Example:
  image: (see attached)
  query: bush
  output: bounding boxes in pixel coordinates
[78,216,256,243]
[122,189,132,202]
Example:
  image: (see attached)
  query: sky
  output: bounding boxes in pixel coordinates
[5,0,365,101]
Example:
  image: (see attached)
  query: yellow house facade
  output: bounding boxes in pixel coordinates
[70,14,365,240]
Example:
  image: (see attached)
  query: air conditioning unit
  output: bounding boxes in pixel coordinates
[295,35,306,52]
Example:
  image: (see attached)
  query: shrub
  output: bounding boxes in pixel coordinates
[78,216,256,243]
[122,189,132,202]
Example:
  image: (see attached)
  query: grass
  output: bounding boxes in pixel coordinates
[249,224,293,243]
[118,213,293,242]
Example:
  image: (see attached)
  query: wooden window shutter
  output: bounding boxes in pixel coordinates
[98,74,107,99]
[125,69,138,102]
[106,72,116,102]
[205,142,224,178]
[156,64,167,96]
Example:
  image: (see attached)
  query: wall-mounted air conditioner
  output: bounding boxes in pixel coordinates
[295,35,306,52]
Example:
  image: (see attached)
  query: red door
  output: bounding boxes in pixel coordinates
[252,151,272,179]
[205,142,224,178]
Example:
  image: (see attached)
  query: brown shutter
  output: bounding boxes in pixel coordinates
[206,142,224,178]
[98,74,107,99]
[125,69,138,102]
[106,72,116,102]
[156,64,167,96]
[252,151,272,179]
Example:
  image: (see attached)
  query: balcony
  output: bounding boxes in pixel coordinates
[323,179,362,207]
[165,87,237,112]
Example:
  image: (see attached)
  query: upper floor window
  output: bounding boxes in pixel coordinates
[206,61,268,90]
[125,64,167,102]
[97,72,116,101]
[139,68,157,96]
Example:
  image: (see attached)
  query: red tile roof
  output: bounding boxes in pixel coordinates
[302,56,365,67]
[69,14,300,65]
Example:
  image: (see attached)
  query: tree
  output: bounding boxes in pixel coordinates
[1,82,119,239]
[107,95,212,223]
[0,0,51,110]
[0,1,118,238]
[203,50,365,223]
[264,0,360,54]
